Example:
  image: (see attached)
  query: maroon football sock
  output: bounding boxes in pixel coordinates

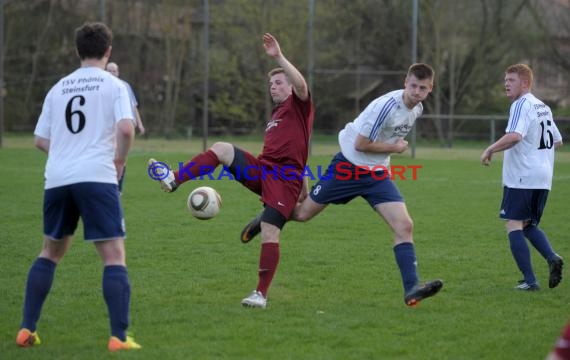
[256,243,280,297]
[174,149,220,184]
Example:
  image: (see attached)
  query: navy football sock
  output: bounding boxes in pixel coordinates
[508,230,536,285]
[21,257,57,332]
[524,225,556,261]
[103,265,131,341]
[394,242,419,292]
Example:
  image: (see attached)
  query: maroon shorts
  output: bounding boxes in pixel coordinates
[230,147,303,220]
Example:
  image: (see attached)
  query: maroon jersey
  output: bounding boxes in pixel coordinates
[259,91,314,170]
[554,322,570,359]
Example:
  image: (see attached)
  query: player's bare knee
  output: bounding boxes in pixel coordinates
[210,142,234,164]
[39,253,64,264]
[294,210,311,222]
[395,218,413,238]
[39,237,70,263]
[260,221,281,242]
[291,208,307,222]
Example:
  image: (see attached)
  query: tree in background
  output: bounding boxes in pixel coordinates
[4,0,83,129]
[208,0,311,134]
[2,0,568,140]
[418,0,545,145]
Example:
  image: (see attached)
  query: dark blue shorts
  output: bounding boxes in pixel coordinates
[309,152,404,208]
[43,182,125,241]
[499,187,549,225]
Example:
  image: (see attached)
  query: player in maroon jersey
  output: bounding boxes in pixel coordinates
[547,321,570,360]
[149,33,314,309]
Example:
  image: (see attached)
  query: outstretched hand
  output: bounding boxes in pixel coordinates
[263,33,282,58]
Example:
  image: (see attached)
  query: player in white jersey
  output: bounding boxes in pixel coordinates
[242,63,443,306]
[16,22,141,351]
[338,88,423,168]
[481,63,563,291]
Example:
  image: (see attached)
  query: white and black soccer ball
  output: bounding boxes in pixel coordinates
[187,186,222,220]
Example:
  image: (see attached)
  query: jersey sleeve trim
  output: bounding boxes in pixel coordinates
[369,97,396,141]
[508,97,527,132]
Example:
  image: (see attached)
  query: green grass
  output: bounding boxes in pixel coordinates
[1,135,570,359]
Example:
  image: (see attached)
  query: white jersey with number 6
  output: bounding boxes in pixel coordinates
[34,66,134,189]
[503,93,562,190]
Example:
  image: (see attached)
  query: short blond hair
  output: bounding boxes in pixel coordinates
[267,67,290,82]
[267,67,283,77]
[506,64,534,89]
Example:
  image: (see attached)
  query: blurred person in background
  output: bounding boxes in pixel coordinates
[106,61,145,193]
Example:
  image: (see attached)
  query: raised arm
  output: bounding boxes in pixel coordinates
[263,33,309,101]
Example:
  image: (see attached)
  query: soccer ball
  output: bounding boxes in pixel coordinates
[187,186,222,220]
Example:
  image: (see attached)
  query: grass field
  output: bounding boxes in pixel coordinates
[1,135,569,359]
